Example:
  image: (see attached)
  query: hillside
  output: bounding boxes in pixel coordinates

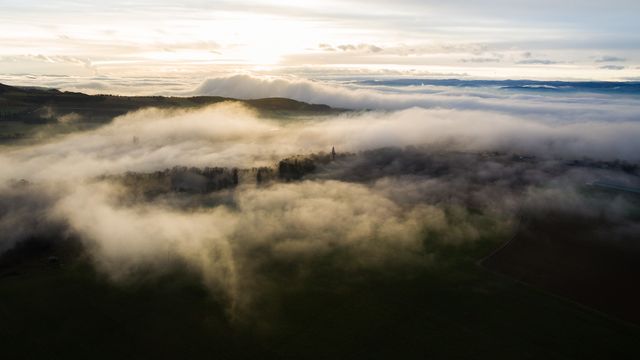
[0,82,339,122]
[0,82,341,143]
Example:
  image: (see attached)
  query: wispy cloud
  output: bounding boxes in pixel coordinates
[516,59,559,65]
[595,55,626,62]
[600,65,625,70]
[0,0,638,79]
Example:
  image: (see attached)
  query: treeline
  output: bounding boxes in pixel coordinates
[278,151,352,181]
[102,151,349,196]
[105,166,277,196]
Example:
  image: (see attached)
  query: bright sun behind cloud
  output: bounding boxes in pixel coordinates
[0,0,638,80]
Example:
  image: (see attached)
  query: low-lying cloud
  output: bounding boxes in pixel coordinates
[3,103,640,188]
[1,89,639,316]
[192,75,640,122]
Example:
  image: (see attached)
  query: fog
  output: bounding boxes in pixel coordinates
[2,101,640,187]
[1,89,639,316]
[193,75,640,122]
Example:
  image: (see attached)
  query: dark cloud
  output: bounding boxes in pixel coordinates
[600,65,625,70]
[336,43,384,53]
[460,57,501,63]
[516,59,559,65]
[595,56,626,62]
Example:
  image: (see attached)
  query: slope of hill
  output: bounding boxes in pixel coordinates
[0,82,341,143]
[0,83,339,121]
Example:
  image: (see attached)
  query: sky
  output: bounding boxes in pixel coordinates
[1,0,640,82]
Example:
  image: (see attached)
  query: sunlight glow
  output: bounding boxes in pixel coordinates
[0,0,638,80]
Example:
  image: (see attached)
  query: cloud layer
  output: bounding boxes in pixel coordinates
[193,75,640,122]
[1,94,639,316]
[3,99,640,189]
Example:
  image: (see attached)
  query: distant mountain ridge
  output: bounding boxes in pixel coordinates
[354,79,640,94]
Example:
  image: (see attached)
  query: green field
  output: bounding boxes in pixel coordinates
[2,232,639,360]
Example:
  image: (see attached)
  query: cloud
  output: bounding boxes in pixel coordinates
[2,95,640,316]
[2,98,640,188]
[600,65,625,70]
[191,75,640,122]
[460,57,501,63]
[0,55,94,69]
[386,43,490,56]
[0,74,205,96]
[0,184,63,253]
[0,55,98,76]
[315,43,384,54]
[3,102,640,193]
[3,174,458,313]
[272,66,468,78]
[2,0,639,81]
[595,56,626,62]
[516,59,559,65]
[318,43,336,51]
[336,43,384,53]
[57,112,83,124]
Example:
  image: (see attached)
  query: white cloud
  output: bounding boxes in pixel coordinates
[192,75,640,122]
[1,87,640,313]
